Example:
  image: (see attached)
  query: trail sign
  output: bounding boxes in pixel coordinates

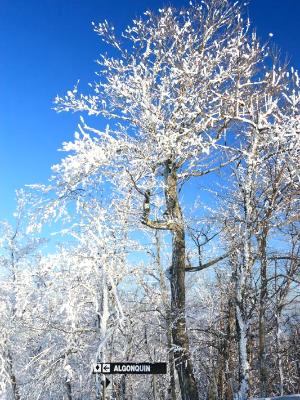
[101,377,110,388]
[93,362,167,375]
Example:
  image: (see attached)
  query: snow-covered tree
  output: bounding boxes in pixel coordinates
[23,1,300,399]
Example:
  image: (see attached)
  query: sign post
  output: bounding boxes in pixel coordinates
[93,362,167,398]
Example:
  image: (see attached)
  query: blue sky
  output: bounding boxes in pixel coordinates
[1,0,299,221]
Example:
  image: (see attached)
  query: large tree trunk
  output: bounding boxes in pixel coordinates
[171,227,198,400]
[167,319,177,400]
[164,162,199,400]
[155,232,177,400]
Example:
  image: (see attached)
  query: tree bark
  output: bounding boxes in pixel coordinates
[235,294,250,400]
[233,245,251,400]
[65,380,72,400]
[167,319,177,400]
[164,162,199,400]
[155,232,177,400]
[258,230,268,398]
[225,297,235,400]
[275,311,284,396]
[7,351,20,400]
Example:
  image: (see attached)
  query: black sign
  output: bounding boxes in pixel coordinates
[93,363,167,375]
[101,377,110,388]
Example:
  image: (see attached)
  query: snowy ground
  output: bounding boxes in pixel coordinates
[254,396,300,400]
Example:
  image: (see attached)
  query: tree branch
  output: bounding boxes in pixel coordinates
[179,155,240,180]
[141,189,171,230]
[185,252,230,272]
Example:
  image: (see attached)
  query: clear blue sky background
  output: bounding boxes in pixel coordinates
[0,0,299,221]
